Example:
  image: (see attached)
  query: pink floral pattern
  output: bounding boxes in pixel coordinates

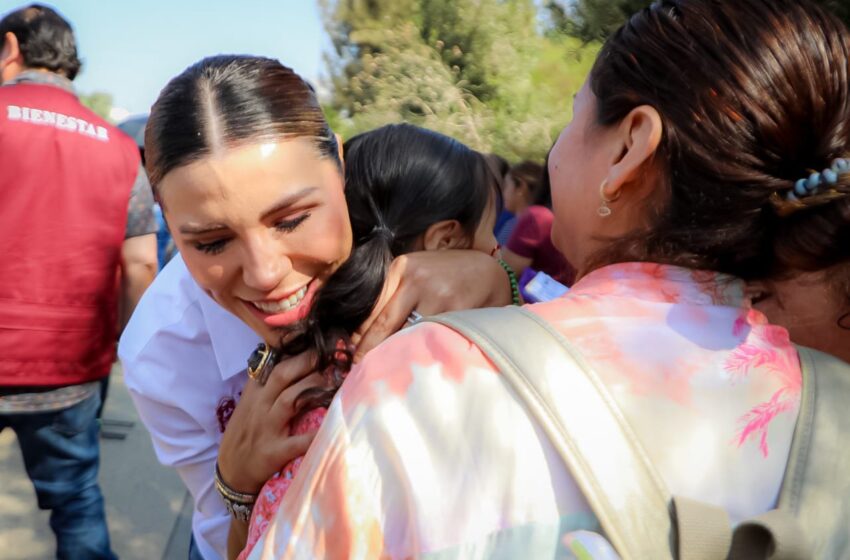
[238,407,327,560]
[247,263,802,560]
[724,318,800,457]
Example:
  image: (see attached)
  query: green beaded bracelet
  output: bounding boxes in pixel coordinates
[498,259,522,305]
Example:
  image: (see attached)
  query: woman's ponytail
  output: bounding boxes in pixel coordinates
[282,218,395,410]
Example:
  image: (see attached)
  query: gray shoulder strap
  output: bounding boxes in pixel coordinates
[779,346,850,559]
[427,307,675,560]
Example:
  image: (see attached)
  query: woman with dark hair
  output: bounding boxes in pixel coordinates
[502,157,576,287]
[119,56,512,560]
[485,153,513,235]
[495,160,544,244]
[236,122,500,558]
[246,0,850,557]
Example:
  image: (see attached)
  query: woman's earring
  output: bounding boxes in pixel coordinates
[597,179,621,218]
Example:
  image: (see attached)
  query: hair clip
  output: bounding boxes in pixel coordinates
[787,158,849,202]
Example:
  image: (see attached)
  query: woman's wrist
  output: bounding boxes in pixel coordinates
[215,461,257,522]
[217,450,264,495]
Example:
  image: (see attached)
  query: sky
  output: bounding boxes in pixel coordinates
[0,1,328,119]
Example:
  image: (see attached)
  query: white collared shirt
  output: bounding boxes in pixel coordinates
[119,255,259,560]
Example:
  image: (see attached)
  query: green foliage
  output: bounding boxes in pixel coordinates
[320,0,597,162]
[79,91,113,121]
[551,0,849,43]
[547,0,648,43]
[321,0,849,162]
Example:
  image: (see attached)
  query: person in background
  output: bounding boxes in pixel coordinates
[485,153,512,236]
[0,4,157,559]
[118,114,178,270]
[153,202,177,269]
[496,160,544,245]
[502,158,576,286]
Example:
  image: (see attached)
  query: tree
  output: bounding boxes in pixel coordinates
[79,91,113,122]
[547,0,648,43]
[320,0,596,162]
[553,0,849,43]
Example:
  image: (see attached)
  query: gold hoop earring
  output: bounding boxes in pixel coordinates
[597,180,620,218]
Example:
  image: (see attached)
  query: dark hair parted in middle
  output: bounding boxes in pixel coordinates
[144,55,338,193]
[588,0,850,281]
[285,123,496,408]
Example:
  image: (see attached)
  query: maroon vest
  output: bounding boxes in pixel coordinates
[0,82,139,386]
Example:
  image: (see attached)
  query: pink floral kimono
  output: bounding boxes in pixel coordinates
[246,263,801,559]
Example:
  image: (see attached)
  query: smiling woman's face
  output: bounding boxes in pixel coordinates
[158,138,352,345]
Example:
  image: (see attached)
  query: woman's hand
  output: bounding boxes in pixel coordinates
[352,250,511,361]
[217,351,326,495]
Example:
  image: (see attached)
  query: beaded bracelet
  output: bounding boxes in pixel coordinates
[498,259,522,305]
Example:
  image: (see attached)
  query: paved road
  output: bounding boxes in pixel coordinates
[0,364,193,560]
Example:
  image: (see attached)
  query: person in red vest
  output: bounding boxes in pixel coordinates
[0,5,157,558]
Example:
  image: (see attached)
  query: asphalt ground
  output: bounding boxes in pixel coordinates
[0,364,193,560]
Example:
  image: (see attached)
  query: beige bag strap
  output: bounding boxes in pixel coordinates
[776,346,850,558]
[671,343,819,560]
[428,309,848,559]
[692,346,850,559]
[673,498,809,560]
[428,307,675,560]
[672,497,731,560]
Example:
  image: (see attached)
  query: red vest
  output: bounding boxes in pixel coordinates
[0,82,140,386]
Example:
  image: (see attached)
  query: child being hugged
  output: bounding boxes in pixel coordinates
[238,123,501,558]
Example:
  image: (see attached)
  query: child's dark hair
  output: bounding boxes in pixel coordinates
[282,123,498,408]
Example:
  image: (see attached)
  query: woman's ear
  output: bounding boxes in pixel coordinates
[603,104,663,200]
[422,220,467,251]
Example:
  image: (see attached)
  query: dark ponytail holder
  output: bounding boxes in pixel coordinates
[370,223,395,245]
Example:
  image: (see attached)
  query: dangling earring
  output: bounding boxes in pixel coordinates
[597,179,620,218]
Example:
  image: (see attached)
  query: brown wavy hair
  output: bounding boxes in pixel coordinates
[587,0,850,285]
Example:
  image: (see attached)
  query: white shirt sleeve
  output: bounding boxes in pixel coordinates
[118,256,249,560]
[125,376,231,558]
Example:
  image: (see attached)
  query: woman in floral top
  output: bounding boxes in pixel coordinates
[238,0,850,557]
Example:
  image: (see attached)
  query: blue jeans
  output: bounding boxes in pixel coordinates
[0,390,117,559]
[188,533,206,560]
